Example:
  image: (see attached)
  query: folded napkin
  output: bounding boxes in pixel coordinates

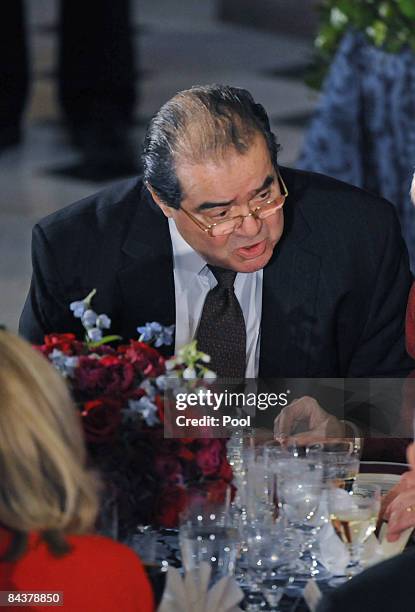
[317,522,350,575]
[158,563,244,612]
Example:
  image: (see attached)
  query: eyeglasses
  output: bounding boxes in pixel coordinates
[180,169,288,237]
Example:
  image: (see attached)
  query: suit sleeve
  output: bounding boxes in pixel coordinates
[347,206,414,377]
[19,224,70,343]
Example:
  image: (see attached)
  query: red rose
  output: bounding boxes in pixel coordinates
[74,355,135,398]
[38,333,79,355]
[120,340,165,377]
[177,445,195,462]
[154,454,183,485]
[156,485,188,528]
[195,439,223,477]
[100,355,121,367]
[81,397,123,443]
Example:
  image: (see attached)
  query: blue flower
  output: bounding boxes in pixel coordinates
[69,300,87,318]
[137,321,161,342]
[154,324,175,348]
[96,314,111,330]
[137,322,175,347]
[139,379,156,399]
[82,309,97,329]
[87,327,103,342]
[155,375,168,390]
[125,397,159,426]
[49,349,79,377]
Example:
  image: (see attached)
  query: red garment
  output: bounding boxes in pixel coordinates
[0,528,154,612]
[406,282,415,358]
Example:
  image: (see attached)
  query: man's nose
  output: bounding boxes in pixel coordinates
[236,213,262,237]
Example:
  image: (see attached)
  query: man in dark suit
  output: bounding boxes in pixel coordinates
[317,548,415,612]
[19,85,414,436]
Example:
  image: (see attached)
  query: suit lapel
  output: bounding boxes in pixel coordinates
[259,168,321,377]
[117,188,176,356]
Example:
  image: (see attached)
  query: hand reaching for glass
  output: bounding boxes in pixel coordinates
[273,396,345,446]
[384,442,415,542]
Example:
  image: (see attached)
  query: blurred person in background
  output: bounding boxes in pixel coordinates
[1,0,139,177]
[299,13,415,271]
[0,330,154,612]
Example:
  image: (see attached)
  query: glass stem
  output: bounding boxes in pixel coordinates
[347,543,363,576]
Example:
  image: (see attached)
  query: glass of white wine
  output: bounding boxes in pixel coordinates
[328,483,381,583]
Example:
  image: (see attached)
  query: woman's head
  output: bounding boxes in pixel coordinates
[0,331,99,548]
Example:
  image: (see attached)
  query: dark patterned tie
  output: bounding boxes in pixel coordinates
[196,266,246,378]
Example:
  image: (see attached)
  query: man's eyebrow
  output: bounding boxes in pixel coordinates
[252,174,274,196]
[197,198,234,212]
[196,174,275,212]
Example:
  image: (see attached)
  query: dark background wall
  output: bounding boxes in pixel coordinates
[218,0,319,38]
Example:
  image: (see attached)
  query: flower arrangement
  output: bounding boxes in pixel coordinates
[35,291,233,534]
[309,0,415,88]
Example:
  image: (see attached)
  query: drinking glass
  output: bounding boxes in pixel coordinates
[277,456,326,580]
[233,444,276,524]
[126,525,169,569]
[308,441,360,492]
[179,500,240,582]
[242,521,292,611]
[328,483,381,582]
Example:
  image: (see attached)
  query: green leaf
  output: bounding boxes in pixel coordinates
[370,20,388,46]
[308,0,413,89]
[87,335,122,348]
[397,0,415,20]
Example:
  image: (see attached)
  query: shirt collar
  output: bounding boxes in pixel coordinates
[168,218,208,280]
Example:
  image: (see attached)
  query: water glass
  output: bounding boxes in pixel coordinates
[179,502,240,581]
[308,441,360,491]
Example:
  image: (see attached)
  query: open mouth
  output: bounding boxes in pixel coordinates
[236,239,267,259]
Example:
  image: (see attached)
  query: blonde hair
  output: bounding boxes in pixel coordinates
[0,331,100,557]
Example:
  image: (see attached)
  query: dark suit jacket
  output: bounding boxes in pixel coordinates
[317,548,415,612]
[19,167,414,379]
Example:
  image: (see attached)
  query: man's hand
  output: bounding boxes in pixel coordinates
[385,443,415,542]
[273,395,345,446]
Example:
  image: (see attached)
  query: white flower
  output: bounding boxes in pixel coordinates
[183,367,196,380]
[203,370,217,380]
[165,359,176,371]
[201,354,211,363]
[330,7,348,28]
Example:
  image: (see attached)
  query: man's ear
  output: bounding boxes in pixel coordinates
[146,183,174,218]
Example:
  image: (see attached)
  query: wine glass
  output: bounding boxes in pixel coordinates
[328,483,381,584]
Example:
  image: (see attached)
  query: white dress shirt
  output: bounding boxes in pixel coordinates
[168,218,263,377]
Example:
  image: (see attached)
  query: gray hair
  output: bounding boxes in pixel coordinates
[142,84,280,208]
